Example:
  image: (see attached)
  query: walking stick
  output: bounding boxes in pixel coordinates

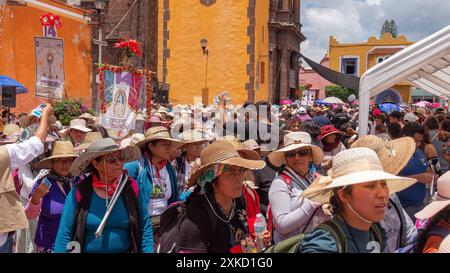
[95,172,128,239]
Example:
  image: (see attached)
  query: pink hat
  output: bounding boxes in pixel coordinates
[415,171,450,219]
[149,115,168,124]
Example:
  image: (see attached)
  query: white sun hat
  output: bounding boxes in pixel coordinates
[302,148,417,204]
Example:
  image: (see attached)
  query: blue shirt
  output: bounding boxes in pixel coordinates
[53,183,153,253]
[397,149,428,207]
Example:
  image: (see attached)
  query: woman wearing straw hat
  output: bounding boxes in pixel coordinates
[267,132,329,243]
[23,141,77,252]
[351,135,418,253]
[53,138,153,253]
[175,141,267,253]
[59,118,92,147]
[172,130,209,200]
[300,148,416,253]
[124,126,182,249]
[414,171,450,253]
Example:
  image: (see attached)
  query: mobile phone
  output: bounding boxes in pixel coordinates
[32,102,47,118]
[43,179,52,189]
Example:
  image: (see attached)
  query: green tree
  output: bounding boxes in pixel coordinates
[389,20,398,38]
[380,19,399,38]
[325,85,358,102]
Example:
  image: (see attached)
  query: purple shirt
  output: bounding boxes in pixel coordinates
[30,177,70,250]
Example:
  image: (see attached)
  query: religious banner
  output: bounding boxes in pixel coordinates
[34,37,65,100]
[98,64,152,138]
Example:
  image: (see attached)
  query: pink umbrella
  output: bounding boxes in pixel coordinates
[414,101,429,107]
[427,103,442,108]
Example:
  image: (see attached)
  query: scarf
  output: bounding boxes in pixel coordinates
[144,151,167,179]
[322,139,341,152]
[92,175,119,197]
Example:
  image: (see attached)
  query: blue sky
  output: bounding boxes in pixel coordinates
[300,0,450,63]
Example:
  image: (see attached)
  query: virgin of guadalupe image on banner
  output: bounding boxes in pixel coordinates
[99,68,146,138]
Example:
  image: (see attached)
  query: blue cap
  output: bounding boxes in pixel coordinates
[313,116,331,128]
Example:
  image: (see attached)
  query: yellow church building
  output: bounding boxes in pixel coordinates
[157,0,304,105]
[328,33,415,104]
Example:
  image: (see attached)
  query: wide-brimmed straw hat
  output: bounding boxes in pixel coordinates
[267,132,324,167]
[218,139,260,160]
[19,113,57,128]
[187,141,265,188]
[59,119,92,136]
[351,135,415,175]
[302,148,417,204]
[135,126,183,151]
[176,130,209,147]
[70,137,141,176]
[78,113,96,124]
[35,141,78,169]
[74,132,104,152]
[242,139,260,151]
[120,133,145,148]
[439,235,450,253]
[0,124,21,144]
[415,171,450,220]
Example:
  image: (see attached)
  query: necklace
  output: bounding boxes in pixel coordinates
[204,194,235,223]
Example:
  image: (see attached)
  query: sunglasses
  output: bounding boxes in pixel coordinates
[102,153,126,164]
[285,149,311,158]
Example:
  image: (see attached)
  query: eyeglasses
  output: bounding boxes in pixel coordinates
[222,167,247,176]
[285,149,311,158]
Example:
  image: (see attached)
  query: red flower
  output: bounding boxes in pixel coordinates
[114,39,142,57]
[40,12,63,28]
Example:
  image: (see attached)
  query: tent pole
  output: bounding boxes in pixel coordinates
[7,107,10,124]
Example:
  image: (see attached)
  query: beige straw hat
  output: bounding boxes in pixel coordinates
[218,139,260,160]
[19,114,57,128]
[120,133,145,148]
[415,170,450,220]
[59,119,92,136]
[74,132,104,152]
[267,131,324,167]
[177,130,209,146]
[351,135,416,175]
[70,138,141,176]
[439,235,450,253]
[35,141,78,169]
[242,139,260,151]
[0,124,21,144]
[302,148,417,204]
[135,126,183,151]
[187,141,265,188]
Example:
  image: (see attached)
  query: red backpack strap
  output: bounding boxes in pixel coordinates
[128,177,140,198]
[266,204,273,234]
[279,173,292,186]
[76,188,81,203]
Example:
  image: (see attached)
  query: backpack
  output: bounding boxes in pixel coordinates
[158,196,218,253]
[265,219,384,253]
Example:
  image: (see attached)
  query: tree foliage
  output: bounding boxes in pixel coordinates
[325,85,358,102]
[53,99,95,126]
[380,19,399,38]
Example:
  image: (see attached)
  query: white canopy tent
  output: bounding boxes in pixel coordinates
[358,25,450,137]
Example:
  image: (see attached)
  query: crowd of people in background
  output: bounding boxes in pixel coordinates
[1,96,449,253]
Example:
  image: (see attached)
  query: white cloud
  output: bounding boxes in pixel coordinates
[301,0,450,66]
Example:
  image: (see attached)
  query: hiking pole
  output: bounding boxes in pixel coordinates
[95,173,128,239]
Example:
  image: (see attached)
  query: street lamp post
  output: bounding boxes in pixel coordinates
[201,38,209,105]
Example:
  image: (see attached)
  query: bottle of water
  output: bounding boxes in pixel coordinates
[254,213,267,252]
